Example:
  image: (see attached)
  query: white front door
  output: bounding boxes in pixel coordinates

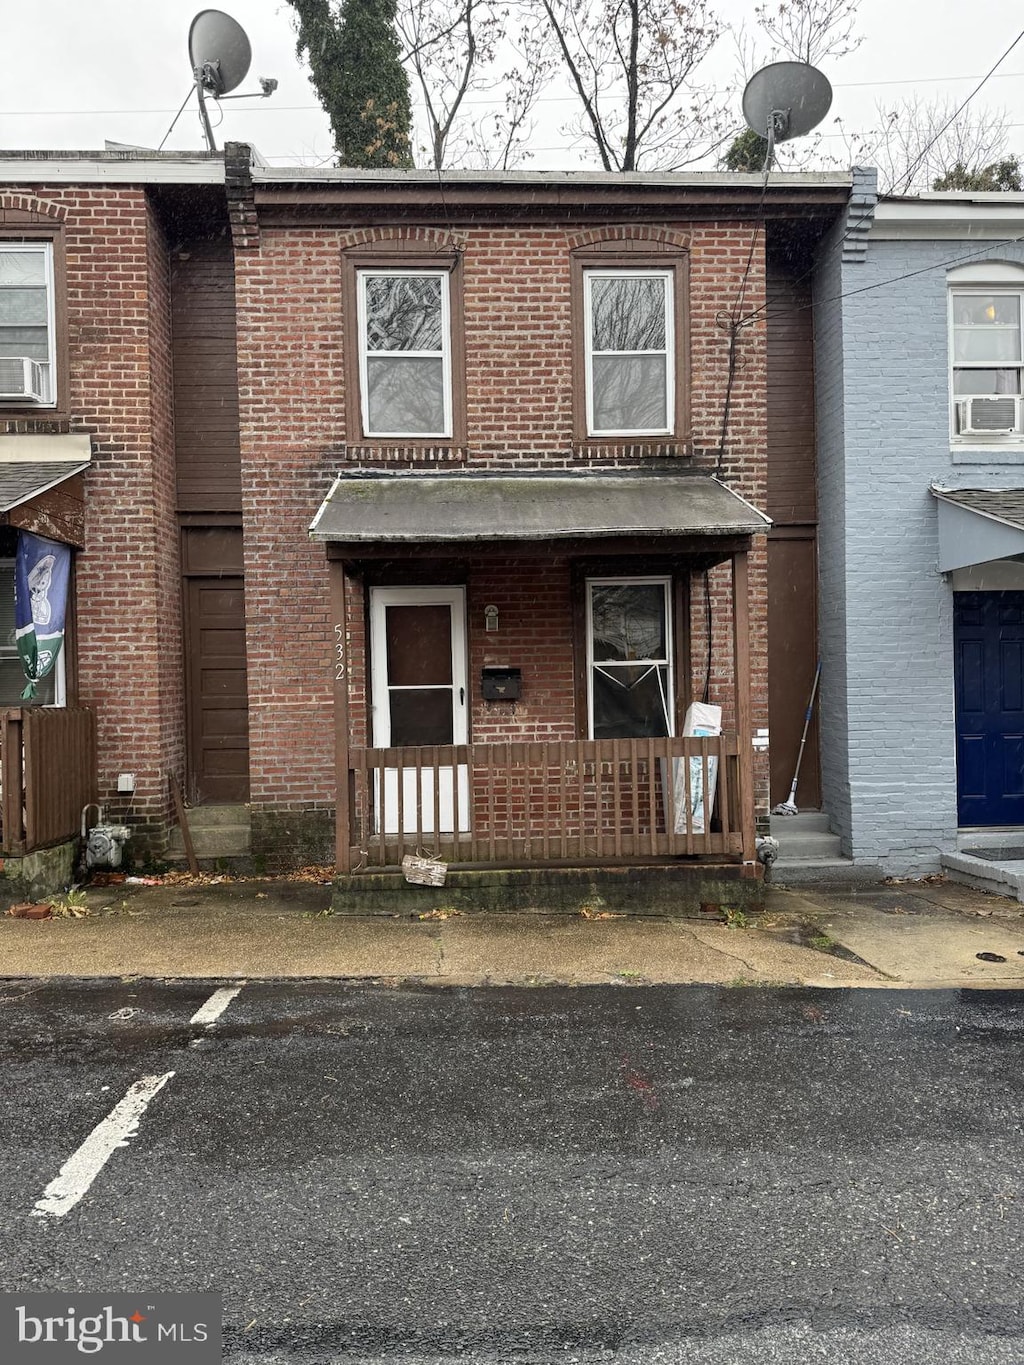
[369,586,470,834]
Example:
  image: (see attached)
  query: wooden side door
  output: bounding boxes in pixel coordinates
[767,533,821,809]
[183,528,250,804]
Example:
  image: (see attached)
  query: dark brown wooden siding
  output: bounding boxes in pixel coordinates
[766,258,820,809]
[182,526,249,803]
[766,265,816,525]
[171,240,242,513]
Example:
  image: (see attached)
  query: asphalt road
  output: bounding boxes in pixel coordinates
[1,980,1023,1363]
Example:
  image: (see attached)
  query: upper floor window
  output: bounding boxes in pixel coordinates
[949,263,1024,443]
[571,240,689,448]
[0,243,56,406]
[357,269,451,438]
[585,270,674,436]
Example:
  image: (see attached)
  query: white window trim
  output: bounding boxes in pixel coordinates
[0,557,66,707]
[357,269,452,439]
[368,585,467,747]
[0,242,57,407]
[948,274,1024,448]
[584,268,674,437]
[585,576,673,740]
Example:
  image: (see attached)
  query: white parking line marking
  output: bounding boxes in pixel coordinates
[32,1071,175,1219]
[189,984,244,1027]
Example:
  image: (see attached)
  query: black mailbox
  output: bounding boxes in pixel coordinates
[481,666,522,700]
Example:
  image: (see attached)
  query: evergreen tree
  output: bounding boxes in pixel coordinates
[722,128,770,173]
[291,0,414,168]
[933,156,1022,192]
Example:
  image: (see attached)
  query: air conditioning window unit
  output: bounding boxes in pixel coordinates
[0,356,46,403]
[957,395,1022,436]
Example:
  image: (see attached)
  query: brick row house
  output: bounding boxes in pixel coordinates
[811,172,1024,883]
[0,145,848,908]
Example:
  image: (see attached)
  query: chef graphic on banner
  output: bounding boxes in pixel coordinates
[15,531,70,702]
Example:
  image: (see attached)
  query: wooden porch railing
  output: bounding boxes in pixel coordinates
[345,735,750,871]
[1,707,98,854]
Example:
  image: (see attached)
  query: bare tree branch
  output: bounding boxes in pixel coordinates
[864,97,1011,193]
[753,0,861,66]
[537,0,725,172]
[396,0,553,169]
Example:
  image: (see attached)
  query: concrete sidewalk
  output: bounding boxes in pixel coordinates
[2,869,1024,988]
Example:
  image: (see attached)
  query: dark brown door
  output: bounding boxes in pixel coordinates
[767,534,820,810]
[186,576,250,803]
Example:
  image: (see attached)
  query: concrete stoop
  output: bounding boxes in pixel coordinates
[767,810,883,886]
[167,803,251,865]
[940,851,1024,902]
[942,832,1024,903]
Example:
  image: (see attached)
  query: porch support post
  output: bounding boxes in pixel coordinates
[732,549,756,863]
[329,557,352,874]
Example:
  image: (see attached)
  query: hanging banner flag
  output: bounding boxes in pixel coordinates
[15,531,71,702]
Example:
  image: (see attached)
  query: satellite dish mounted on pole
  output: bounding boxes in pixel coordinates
[187,10,276,152]
[741,61,832,170]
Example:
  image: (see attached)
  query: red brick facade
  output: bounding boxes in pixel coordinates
[232,209,771,830]
[0,182,183,845]
[0,153,846,873]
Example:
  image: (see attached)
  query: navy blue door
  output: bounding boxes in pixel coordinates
[954,592,1024,825]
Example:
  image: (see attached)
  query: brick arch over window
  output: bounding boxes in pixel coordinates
[0,195,68,226]
[947,259,1024,285]
[341,228,467,447]
[568,225,691,253]
[569,228,691,451]
[340,226,467,255]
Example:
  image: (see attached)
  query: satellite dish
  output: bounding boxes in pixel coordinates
[742,61,832,145]
[189,10,252,97]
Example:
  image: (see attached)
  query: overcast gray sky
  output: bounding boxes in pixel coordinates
[1,0,1023,171]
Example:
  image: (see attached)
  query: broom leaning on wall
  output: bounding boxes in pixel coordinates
[772,659,822,816]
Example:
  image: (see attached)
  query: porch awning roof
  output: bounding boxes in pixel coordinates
[931,485,1024,571]
[309,472,771,543]
[0,434,91,512]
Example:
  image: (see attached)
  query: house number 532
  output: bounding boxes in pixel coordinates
[334,624,345,681]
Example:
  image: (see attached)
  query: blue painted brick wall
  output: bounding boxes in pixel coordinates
[814,192,1024,874]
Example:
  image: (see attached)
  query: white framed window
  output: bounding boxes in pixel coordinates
[949,265,1024,442]
[0,243,56,406]
[584,269,673,436]
[0,560,64,706]
[586,577,673,740]
[357,269,451,438]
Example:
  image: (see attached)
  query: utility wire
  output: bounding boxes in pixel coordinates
[894,26,1024,193]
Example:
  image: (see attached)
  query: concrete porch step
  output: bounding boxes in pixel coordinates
[941,850,1024,903]
[767,810,881,885]
[167,804,251,861]
[770,811,843,860]
[770,810,832,835]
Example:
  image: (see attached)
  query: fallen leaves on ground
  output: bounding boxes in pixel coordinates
[97,865,335,890]
[156,871,234,886]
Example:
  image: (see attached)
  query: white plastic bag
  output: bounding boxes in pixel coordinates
[675,702,722,834]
